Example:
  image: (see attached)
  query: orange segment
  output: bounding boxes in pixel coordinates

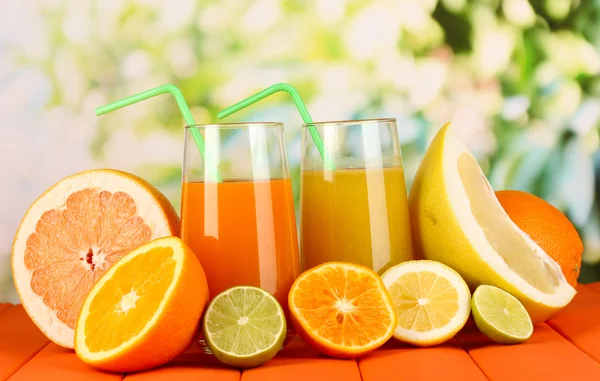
[288,262,397,358]
[12,169,180,348]
[75,237,209,373]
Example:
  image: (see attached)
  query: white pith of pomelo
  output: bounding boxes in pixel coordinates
[12,169,180,348]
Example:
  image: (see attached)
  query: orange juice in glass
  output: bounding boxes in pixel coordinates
[300,118,413,274]
[181,122,300,341]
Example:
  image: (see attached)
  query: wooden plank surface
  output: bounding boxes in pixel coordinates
[546,284,600,362]
[123,346,240,381]
[587,282,600,294]
[8,343,122,381]
[240,337,362,381]
[0,304,11,314]
[358,337,488,381]
[1,282,600,380]
[0,306,50,381]
[456,323,600,380]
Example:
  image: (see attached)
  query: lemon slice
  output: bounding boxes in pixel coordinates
[409,123,576,323]
[472,285,533,344]
[381,260,471,347]
[202,286,286,369]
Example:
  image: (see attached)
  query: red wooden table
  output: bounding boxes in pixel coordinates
[2,283,600,381]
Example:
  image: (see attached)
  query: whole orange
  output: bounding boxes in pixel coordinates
[495,190,583,288]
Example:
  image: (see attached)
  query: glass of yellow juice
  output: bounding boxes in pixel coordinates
[300,118,413,274]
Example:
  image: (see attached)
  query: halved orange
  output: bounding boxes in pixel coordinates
[75,236,209,373]
[288,262,397,358]
[12,169,180,348]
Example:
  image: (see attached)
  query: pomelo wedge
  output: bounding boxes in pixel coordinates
[12,169,180,348]
[408,123,576,324]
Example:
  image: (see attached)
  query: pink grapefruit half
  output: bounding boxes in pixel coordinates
[12,169,180,348]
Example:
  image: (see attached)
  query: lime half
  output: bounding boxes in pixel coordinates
[472,285,533,344]
[202,286,286,368]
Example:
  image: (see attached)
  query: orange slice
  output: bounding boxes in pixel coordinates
[75,236,209,373]
[288,262,397,358]
[12,169,180,348]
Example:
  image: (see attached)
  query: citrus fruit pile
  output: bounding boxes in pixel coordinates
[12,169,181,348]
[9,120,582,372]
[11,169,211,372]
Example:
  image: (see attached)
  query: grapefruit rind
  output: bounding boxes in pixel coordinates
[12,169,179,348]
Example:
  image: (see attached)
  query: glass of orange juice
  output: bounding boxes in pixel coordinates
[181,122,300,342]
[300,118,413,274]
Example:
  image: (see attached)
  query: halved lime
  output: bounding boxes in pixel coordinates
[202,286,286,368]
[472,285,533,344]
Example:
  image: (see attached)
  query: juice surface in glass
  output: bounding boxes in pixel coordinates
[300,119,414,274]
[181,178,299,315]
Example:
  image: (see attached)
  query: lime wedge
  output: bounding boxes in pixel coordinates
[472,285,533,344]
[202,286,286,368]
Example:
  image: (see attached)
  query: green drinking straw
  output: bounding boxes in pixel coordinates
[217,83,334,170]
[95,84,221,182]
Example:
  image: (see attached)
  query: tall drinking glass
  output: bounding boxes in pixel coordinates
[181,122,300,334]
[300,118,413,274]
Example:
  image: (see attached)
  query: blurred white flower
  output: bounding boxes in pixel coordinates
[317,0,348,24]
[344,3,402,60]
[102,128,182,170]
[398,0,430,32]
[557,137,595,226]
[197,1,239,32]
[570,99,600,136]
[502,0,536,28]
[0,1,50,60]
[407,58,448,109]
[545,0,572,22]
[375,51,417,91]
[450,105,496,156]
[122,50,153,80]
[63,0,91,44]
[53,48,87,107]
[501,96,530,121]
[441,0,466,13]
[542,31,600,77]
[96,0,125,40]
[156,0,196,32]
[241,0,282,34]
[167,39,198,78]
[419,0,439,13]
[472,23,517,78]
[541,80,582,127]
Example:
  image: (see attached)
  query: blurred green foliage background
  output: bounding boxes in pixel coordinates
[1,0,599,302]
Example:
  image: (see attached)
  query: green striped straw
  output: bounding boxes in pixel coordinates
[217,83,334,170]
[95,84,221,182]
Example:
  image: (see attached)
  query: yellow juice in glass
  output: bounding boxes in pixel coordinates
[300,118,414,274]
[301,166,413,273]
